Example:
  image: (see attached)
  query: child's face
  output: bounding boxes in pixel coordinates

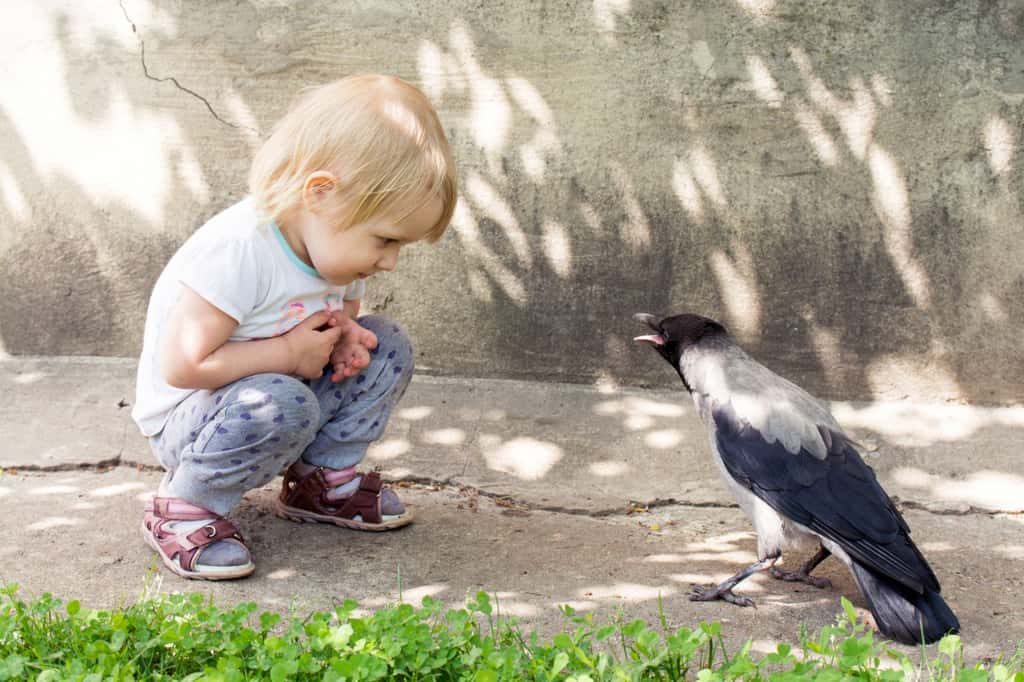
[305,193,443,286]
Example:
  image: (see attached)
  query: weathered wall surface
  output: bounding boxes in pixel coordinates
[1,1,1021,403]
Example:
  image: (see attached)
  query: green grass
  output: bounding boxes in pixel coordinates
[1,582,1021,681]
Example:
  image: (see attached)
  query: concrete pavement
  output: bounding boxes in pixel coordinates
[1,357,1022,659]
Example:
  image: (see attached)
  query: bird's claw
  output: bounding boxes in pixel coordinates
[689,584,755,608]
[769,567,832,589]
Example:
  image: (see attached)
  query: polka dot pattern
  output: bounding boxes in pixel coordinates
[148,316,414,516]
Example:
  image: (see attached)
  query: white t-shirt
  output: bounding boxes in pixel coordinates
[132,197,365,437]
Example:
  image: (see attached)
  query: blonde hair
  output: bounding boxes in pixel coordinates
[249,74,456,242]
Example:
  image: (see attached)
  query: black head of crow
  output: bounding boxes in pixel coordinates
[633,311,960,646]
[633,312,726,391]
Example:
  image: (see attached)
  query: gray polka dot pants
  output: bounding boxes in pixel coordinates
[149,315,414,516]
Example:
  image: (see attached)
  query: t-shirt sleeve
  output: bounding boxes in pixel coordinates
[177,238,263,323]
[343,277,366,301]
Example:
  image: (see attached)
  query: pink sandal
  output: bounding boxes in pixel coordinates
[141,497,255,580]
[275,468,413,531]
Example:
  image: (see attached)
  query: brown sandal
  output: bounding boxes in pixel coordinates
[275,469,413,531]
[141,497,255,580]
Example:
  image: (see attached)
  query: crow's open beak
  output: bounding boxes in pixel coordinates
[632,312,665,347]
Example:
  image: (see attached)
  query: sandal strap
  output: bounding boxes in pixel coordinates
[280,467,331,512]
[149,496,219,520]
[279,468,383,524]
[145,505,247,573]
[336,472,383,524]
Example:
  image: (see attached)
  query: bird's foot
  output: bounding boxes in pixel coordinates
[689,584,755,607]
[769,567,831,589]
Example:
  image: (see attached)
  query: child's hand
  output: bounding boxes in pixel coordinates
[328,313,378,383]
[281,311,344,379]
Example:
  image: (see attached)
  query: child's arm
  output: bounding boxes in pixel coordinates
[160,285,343,390]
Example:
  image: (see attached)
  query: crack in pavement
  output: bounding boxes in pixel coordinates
[893,498,1022,518]
[393,474,741,517]
[6,462,1019,519]
[118,0,254,132]
[3,458,140,473]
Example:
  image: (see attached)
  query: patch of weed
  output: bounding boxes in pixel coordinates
[1,583,1021,681]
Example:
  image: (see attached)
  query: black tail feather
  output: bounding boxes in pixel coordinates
[850,560,960,645]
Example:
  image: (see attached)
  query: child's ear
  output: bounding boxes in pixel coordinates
[302,171,339,211]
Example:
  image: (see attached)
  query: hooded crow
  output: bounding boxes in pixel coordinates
[634,311,959,645]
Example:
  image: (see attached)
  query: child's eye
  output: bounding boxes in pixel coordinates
[379,237,397,245]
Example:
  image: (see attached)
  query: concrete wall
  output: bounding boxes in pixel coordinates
[1,1,1021,404]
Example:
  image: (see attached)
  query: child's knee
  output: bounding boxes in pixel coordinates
[195,453,283,493]
[358,315,414,369]
[227,374,321,441]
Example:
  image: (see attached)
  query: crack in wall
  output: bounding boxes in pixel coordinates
[118,0,254,132]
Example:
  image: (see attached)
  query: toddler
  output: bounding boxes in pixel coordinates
[132,74,457,579]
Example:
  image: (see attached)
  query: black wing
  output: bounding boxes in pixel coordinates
[712,402,939,595]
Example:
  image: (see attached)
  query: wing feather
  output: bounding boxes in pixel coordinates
[684,343,835,459]
[711,401,939,594]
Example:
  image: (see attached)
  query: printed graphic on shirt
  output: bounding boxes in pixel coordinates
[274,292,344,336]
[323,292,342,312]
[276,301,307,335]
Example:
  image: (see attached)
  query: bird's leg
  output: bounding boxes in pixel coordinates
[769,546,832,589]
[689,554,779,608]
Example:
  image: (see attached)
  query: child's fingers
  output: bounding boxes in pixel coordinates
[361,328,378,349]
[302,310,332,329]
[330,365,345,382]
[331,363,360,383]
[327,340,372,382]
[330,342,354,365]
[330,354,351,379]
[351,346,371,368]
